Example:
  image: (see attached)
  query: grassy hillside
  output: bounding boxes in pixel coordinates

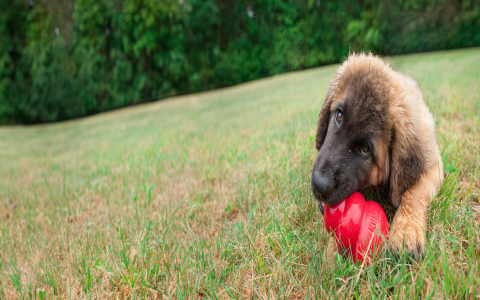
[0,48,479,299]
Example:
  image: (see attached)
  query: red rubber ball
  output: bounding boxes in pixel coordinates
[324,191,389,264]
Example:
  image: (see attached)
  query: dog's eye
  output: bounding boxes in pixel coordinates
[360,144,370,154]
[335,110,343,124]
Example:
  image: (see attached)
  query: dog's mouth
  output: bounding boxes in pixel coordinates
[311,190,327,215]
[312,188,333,203]
[311,187,335,216]
[313,183,357,207]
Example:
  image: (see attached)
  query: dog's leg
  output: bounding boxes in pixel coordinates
[323,236,338,267]
[389,162,443,257]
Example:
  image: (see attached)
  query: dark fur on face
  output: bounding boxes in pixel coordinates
[311,61,426,211]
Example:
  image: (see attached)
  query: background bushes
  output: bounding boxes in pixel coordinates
[1,0,480,124]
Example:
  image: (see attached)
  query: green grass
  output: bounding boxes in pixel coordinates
[1,48,479,299]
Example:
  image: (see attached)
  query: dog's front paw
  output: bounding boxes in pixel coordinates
[323,237,338,268]
[389,218,426,260]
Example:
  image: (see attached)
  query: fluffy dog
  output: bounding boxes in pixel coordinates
[311,53,443,258]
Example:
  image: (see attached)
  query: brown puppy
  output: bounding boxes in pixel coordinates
[311,53,443,258]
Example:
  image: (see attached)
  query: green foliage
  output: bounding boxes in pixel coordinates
[1,0,480,124]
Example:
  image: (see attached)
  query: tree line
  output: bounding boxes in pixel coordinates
[1,0,479,124]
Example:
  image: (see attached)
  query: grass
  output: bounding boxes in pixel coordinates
[0,48,479,299]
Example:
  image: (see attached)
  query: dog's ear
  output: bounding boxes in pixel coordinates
[315,92,334,151]
[316,71,345,150]
[389,122,426,208]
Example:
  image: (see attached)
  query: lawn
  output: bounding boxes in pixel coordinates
[0,48,479,299]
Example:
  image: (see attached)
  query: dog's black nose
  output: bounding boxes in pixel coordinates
[311,170,334,198]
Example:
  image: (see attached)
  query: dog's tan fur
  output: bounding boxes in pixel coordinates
[321,53,443,258]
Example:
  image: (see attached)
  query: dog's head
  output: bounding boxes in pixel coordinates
[311,53,426,208]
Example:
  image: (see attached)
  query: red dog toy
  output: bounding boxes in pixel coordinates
[324,191,389,264]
